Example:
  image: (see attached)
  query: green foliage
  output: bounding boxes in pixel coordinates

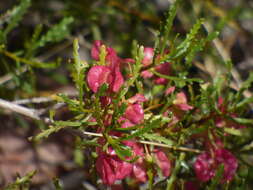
[1,0,252,189]
[4,170,36,190]
[160,0,181,55]
[35,17,74,48]
[0,0,31,43]
[53,178,63,190]
[31,125,65,142]
[207,165,225,190]
[72,38,88,107]
[121,118,162,141]
[141,133,174,146]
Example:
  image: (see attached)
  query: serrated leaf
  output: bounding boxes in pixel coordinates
[53,178,63,190]
[224,128,243,136]
[160,0,181,54]
[185,31,219,64]
[54,121,82,127]
[233,117,253,125]
[31,125,65,142]
[96,83,109,97]
[2,0,31,42]
[121,118,161,141]
[108,137,133,161]
[235,96,253,109]
[207,164,224,190]
[56,93,80,111]
[25,24,43,58]
[72,38,88,107]
[5,170,36,190]
[142,133,174,146]
[173,18,205,59]
[35,17,74,48]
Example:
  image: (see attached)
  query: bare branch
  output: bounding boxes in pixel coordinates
[0,98,40,120]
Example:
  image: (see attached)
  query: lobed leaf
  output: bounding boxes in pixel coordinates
[1,0,31,43]
[35,17,74,48]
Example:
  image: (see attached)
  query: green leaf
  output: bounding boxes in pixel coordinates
[108,137,133,161]
[54,121,82,127]
[72,38,88,107]
[25,24,43,58]
[236,72,253,99]
[2,0,31,42]
[235,96,253,109]
[142,133,174,146]
[125,45,143,94]
[35,17,74,48]
[207,164,224,190]
[233,117,253,125]
[185,31,219,64]
[162,18,205,62]
[31,125,65,142]
[160,0,181,54]
[121,118,161,141]
[56,93,80,111]
[76,139,99,148]
[224,127,243,136]
[166,153,185,190]
[53,178,63,190]
[96,83,109,97]
[0,48,59,68]
[5,170,36,190]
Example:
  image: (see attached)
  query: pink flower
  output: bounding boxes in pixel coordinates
[142,47,154,67]
[87,65,112,93]
[87,62,124,93]
[120,94,146,126]
[128,94,147,104]
[214,148,238,182]
[153,149,171,177]
[194,152,215,182]
[91,40,103,60]
[153,62,171,85]
[132,162,148,182]
[96,140,148,185]
[141,62,172,85]
[173,92,193,111]
[141,70,154,78]
[194,148,238,183]
[165,86,175,95]
[91,40,120,68]
[124,104,144,124]
[124,141,148,182]
[88,41,124,93]
[96,152,133,185]
[140,47,173,85]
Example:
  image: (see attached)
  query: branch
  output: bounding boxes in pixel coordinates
[0,98,40,120]
[78,130,202,154]
[0,97,202,153]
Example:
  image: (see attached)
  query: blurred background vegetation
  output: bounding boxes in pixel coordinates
[0,0,252,189]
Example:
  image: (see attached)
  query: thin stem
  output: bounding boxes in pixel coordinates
[81,131,202,153]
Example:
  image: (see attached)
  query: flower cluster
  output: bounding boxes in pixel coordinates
[194,147,238,183]
[87,41,171,185]
[83,41,246,187]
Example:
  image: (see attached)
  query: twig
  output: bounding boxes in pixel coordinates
[0,97,202,153]
[0,66,28,85]
[12,97,55,104]
[79,131,202,153]
[0,98,40,120]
